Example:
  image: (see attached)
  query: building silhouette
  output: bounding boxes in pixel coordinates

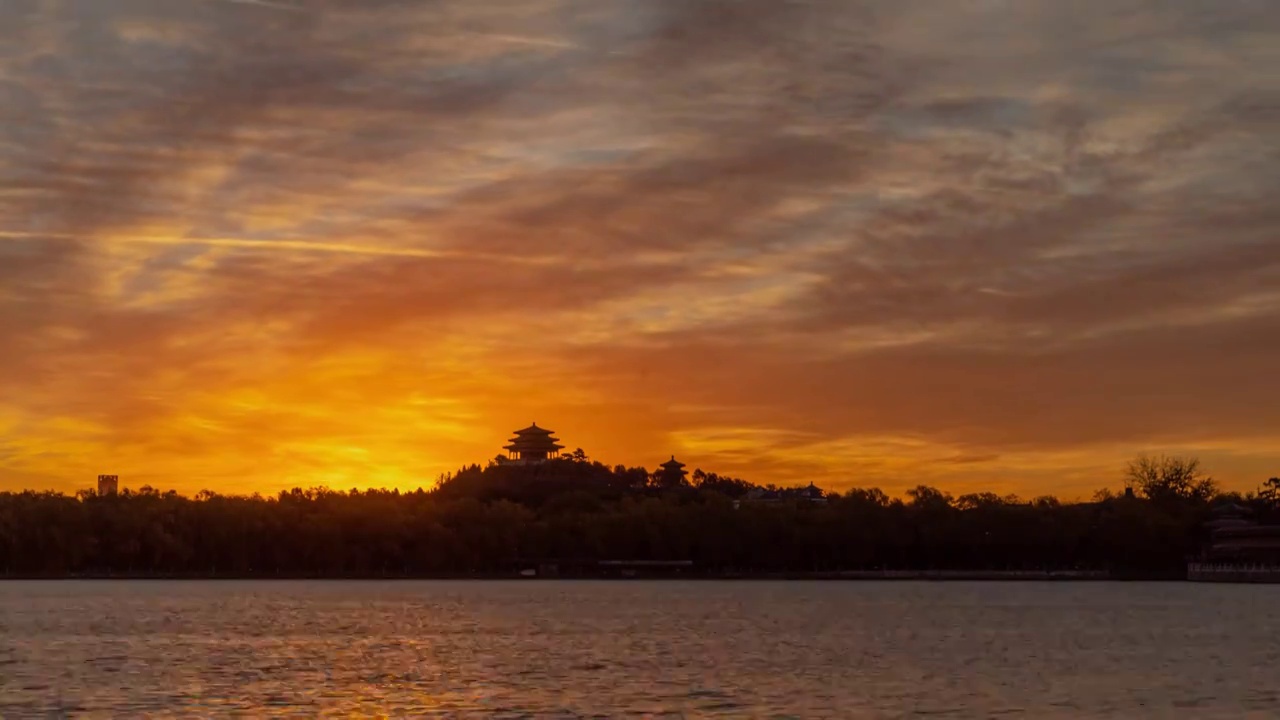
[503,423,564,464]
[97,475,119,496]
[657,456,687,487]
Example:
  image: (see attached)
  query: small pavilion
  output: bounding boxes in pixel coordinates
[504,423,564,464]
[657,455,688,487]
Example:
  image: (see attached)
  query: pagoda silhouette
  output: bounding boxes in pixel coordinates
[503,423,565,464]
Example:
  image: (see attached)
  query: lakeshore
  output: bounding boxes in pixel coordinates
[5,445,1278,582]
[0,569,1129,581]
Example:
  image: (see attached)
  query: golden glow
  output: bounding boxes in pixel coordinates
[1,1,1277,497]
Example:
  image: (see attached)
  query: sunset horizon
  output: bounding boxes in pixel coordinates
[4,3,1278,716]
[8,417,1275,503]
[2,0,1276,501]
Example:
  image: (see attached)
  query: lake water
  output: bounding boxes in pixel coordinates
[1,581,1278,718]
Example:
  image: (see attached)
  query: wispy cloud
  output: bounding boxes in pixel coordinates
[0,0,1276,495]
[455,32,585,51]
[201,0,303,12]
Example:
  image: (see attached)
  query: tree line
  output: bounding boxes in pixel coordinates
[1,453,1276,578]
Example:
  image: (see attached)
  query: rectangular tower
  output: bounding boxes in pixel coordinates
[97,475,119,496]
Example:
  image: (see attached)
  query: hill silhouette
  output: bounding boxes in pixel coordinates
[1,456,1275,579]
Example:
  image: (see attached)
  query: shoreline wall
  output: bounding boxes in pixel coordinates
[1187,563,1280,583]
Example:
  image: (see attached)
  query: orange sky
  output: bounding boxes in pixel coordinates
[1,0,1277,499]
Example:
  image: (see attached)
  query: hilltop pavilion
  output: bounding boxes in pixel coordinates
[659,455,686,475]
[504,423,564,464]
[656,455,688,487]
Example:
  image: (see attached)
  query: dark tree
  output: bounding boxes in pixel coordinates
[0,458,1241,579]
[1125,455,1217,506]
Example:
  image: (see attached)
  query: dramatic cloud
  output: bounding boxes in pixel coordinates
[1,0,1276,497]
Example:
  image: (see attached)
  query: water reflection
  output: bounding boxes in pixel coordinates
[1,581,1277,717]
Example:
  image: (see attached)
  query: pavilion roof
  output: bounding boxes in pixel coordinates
[512,423,556,436]
[659,456,686,470]
[505,436,565,451]
[506,432,561,443]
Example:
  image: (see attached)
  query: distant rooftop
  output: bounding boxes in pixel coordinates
[512,423,556,436]
[505,422,564,461]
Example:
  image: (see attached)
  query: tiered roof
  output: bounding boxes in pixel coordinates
[660,456,686,471]
[503,422,564,456]
[656,455,688,486]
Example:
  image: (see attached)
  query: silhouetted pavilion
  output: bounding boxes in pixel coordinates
[657,455,687,487]
[504,423,564,463]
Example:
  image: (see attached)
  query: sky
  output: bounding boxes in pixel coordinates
[1,0,1277,499]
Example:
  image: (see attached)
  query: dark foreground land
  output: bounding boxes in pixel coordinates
[3,458,1275,579]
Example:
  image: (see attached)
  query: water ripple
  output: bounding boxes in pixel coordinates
[0,581,1277,717]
